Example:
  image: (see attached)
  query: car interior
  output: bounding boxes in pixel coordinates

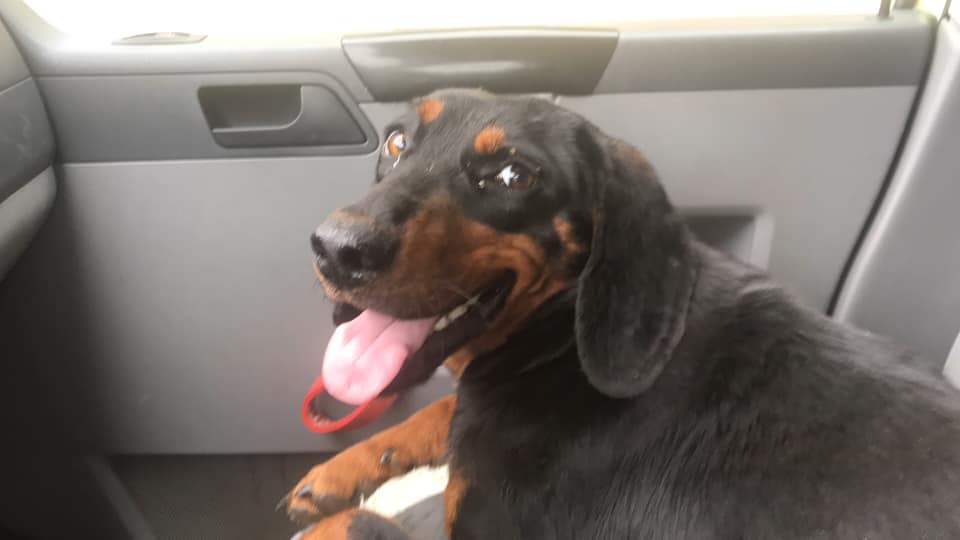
[1,0,958,538]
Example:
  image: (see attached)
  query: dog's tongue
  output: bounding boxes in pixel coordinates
[322,309,438,405]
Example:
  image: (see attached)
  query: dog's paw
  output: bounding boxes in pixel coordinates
[285,445,397,524]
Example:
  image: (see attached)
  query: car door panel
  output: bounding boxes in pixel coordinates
[3,151,456,454]
[598,14,930,92]
[341,29,618,100]
[561,85,914,311]
[835,15,960,367]
[38,73,378,162]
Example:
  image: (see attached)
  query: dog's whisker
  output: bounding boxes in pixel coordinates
[440,282,472,302]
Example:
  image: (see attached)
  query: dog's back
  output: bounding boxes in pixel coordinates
[451,241,960,539]
[682,243,960,538]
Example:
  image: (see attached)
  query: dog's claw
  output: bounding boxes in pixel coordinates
[276,494,291,512]
[312,493,351,517]
[296,484,313,498]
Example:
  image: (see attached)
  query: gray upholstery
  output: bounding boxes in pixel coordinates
[394,494,446,540]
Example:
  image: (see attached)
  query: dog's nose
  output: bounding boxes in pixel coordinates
[311,215,398,289]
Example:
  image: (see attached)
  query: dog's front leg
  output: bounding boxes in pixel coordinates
[285,395,455,525]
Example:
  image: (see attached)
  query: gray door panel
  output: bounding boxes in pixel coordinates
[561,86,915,311]
[599,13,932,92]
[1,152,455,454]
[337,13,934,101]
[0,1,934,457]
[835,16,960,367]
[39,72,377,162]
[342,29,618,100]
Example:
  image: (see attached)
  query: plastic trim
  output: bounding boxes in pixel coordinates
[598,12,934,92]
[343,28,617,101]
[0,166,56,282]
[0,17,28,89]
[946,331,960,389]
[834,17,960,365]
[0,78,55,201]
[38,72,378,162]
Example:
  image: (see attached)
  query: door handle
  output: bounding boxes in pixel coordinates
[199,84,367,148]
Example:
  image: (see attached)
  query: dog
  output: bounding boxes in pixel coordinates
[283,88,960,539]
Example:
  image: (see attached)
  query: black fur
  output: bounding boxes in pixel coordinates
[320,90,960,538]
[575,132,697,398]
[437,93,960,538]
[451,244,960,538]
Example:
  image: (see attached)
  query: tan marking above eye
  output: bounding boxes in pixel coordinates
[384,130,406,158]
[473,126,506,155]
[416,98,444,123]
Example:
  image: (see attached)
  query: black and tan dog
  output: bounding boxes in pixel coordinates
[284,89,960,539]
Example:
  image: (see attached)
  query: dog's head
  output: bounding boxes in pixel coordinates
[312,89,695,403]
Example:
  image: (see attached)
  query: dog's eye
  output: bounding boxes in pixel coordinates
[469,162,538,191]
[384,130,406,158]
[491,163,536,190]
[470,163,537,191]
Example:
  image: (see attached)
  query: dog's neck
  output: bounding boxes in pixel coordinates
[459,287,579,385]
[458,241,756,401]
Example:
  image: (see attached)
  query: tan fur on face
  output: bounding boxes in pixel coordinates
[416,98,444,124]
[473,126,506,155]
[553,216,584,257]
[315,195,574,373]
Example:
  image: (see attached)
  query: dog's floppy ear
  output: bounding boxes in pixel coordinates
[574,131,697,398]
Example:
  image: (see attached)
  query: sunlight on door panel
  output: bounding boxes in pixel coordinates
[23,0,883,39]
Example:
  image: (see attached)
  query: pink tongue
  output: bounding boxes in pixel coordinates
[322,309,438,405]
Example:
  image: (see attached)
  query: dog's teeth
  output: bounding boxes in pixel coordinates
[448,305,468,321]
[432,297,480,333]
